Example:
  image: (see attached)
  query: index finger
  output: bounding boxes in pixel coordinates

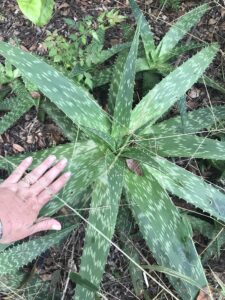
[4,157,33,184]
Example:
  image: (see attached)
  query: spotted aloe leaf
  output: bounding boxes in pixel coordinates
[200,75,225,95]
[0,140,97,170]
[141,135,225,160]
[142,105,225,136]
[108,50,128,116]
[0,81,34,135]
[92,66,113,88]
[0,225,75,276]
[111,20,141,140]
[128,0,155,59]
[160,42,203,62]
[41,148,106,216]
[0,97,17,111]
[123,148,225,222]
[148,156,225,222]
[125,169,206,299]
[0,42,111,142]
[130,44,218,133]
[40,99,79,141]
[75,154,124,299]
[156,4,209,58]
[72,43,131,77]
[93,42,131,66]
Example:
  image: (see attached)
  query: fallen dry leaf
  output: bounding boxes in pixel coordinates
[188,87,201,99]
[58,3,70,10]
[126,159,143,176]
[13,143,25,153]
[196,287,211,300]
[30,91,41,99]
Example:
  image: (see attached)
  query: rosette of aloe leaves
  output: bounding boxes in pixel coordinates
[0,10,225,300]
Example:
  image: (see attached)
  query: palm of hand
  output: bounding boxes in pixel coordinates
[0,155,71,244]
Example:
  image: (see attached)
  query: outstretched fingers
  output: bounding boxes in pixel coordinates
[4,157,33,184]
[37,171,71,206]
[28,217,61,236]
[31,158,68,195]
[23,155,56,185]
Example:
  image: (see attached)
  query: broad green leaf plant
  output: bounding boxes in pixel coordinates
[17,0,54,26]
[0,14,224,300]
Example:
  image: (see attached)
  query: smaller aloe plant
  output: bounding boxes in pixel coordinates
[0,12,225,300]
[129,0,225,96]
[96,1,225,98]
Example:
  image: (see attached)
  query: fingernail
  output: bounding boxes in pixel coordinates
[60,158,68,166]
[26,156,33,163]
[65,172,71,178]
[48,155,56,162]
[52,224,61,230]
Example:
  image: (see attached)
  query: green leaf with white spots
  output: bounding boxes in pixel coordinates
[156,4,209,58]
[42,152,105,216]
[200,75,225,95]
[108,50,128,116]
[72,43,131,78]
[40,99,79,141]
[135,57,150,73]
[111,20,141,140]
[0,42,111,139]
[75,155,124,299]
[93,42,131,66]
[141,105,225,136]
[160,42,203,63]
[0,81,34,135]
[83,127,116,150]
[141,135,225,160]
[125,170,206,300]
[123,148,225,222]
[0,140,97,170]
[92,66,113,88]
[0,225,74,275]
[130,44,218,132]
[0,97,17,111]
[148,156,225,223]
[177,94,187,131]
[128,0,155,58]
[0,270,26,292]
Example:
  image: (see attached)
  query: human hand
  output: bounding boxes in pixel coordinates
[0,155,71,244]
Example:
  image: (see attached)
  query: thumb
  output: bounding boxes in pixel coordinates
[29,218,61,235]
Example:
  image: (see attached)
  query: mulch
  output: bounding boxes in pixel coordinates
[0,0,225,299]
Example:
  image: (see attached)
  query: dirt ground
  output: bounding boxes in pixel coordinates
[1,0,225,299]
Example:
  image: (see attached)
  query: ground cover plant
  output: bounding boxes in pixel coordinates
[1,1,225,299]
[43,10,127,89]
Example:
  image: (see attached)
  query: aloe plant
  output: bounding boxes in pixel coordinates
[95,1,225,98]
[129,0,225,97]
[0,15,224,299]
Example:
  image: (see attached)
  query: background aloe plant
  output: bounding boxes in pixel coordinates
[129,0,225,97]
[0,7,225,299]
